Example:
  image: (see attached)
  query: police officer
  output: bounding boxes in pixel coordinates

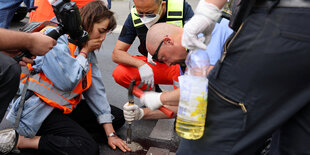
[170,0,310,154]
[112,0,194,93]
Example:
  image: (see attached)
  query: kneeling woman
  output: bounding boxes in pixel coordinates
[6,1,130,154]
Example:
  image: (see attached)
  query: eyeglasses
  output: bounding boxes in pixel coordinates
[134,1,162,18]
[152,40,164,61]
[134,12,157,18]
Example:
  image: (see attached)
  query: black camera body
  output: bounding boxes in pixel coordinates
[14,0,88,62]
[52,0,88,45]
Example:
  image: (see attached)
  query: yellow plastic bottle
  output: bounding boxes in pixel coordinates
[175,49,209,140]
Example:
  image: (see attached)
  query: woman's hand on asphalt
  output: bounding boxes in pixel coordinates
[107,136,131,152]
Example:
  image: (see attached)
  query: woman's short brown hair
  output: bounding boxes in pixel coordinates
[80,0,116,33]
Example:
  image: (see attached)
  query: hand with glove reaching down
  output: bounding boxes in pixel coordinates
[138,63,154,89]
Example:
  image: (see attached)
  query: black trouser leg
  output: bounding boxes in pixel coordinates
[269,102,310,154]
[68,100,125,143]
[0,53,20,122]
[37,109,99,155]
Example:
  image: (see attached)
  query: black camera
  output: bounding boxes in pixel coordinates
[14,0,89,62]
[52,0,88,45]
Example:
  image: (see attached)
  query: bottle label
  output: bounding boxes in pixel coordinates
[178,75,208,122]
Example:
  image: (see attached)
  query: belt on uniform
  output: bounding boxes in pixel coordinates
[255,0,310,8]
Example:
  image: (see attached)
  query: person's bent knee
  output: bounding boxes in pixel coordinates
[112,65,135,88]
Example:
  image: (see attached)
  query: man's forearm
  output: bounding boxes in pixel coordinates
[0,28,32,51]
[160,88,180,106]
[142,105,178,119]
[112,40,146,68]
[112,49,145,68]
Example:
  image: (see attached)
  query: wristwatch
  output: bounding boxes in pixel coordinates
[107,132,117,138]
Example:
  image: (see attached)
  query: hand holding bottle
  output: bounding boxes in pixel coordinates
[176,49,210,140]
[182,0,221,50]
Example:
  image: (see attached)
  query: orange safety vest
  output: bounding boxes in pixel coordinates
[29,0,93,22]
[21,43,92,114]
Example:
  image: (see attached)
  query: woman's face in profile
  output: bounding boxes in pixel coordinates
[89,18,110,42]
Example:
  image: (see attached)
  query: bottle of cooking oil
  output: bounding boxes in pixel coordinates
[176,49,209,140]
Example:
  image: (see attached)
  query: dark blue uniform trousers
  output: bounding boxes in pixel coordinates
[177,7,310,155]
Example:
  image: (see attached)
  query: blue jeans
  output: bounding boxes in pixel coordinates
[107,0,111,9]
[0,0,33,28]
[177,7,310,155]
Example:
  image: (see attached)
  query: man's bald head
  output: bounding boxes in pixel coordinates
[146,23,182,55]
[146,23,187,66]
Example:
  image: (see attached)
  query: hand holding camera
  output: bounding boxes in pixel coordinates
[14,0,89,62]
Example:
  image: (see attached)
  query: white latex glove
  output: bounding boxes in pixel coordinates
[182,0,221,50]
[123,102,144,122]
[138,64,154,89]
[147,52,157,65]
[140,92,163,111]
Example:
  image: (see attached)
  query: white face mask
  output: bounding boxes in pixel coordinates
[139,3,162,29]
[140,14,161,29]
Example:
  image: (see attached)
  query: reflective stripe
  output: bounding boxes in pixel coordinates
[131,8,144,27]
[27,74,79,108]
[131,0,184,28]
[30,74,79,99]
[168,11,182,17]
[173,80,180,88]
[166,20,183,28]
[167,0,183,28]
[167,0,183,19]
